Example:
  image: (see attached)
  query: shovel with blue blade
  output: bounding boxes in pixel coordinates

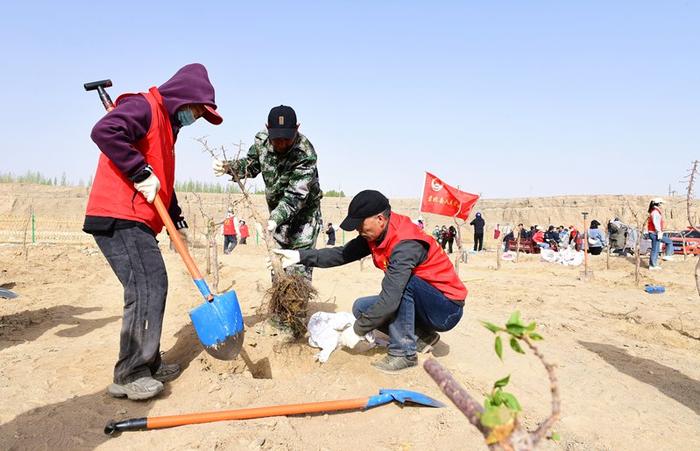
[153,195,245,360]
[104,389,444,434]
[84,79,244,361]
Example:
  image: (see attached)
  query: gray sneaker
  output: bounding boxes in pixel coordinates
[153,362,181,383]
[416,332,440,354]
[371,354,418,374]
[107,377,164,400]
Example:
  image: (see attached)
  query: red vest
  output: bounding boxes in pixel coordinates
[223,218,236,235]
[86,87,175,234]
[647,207,665,232]
[368,213,467,301]
[240,224,250,238]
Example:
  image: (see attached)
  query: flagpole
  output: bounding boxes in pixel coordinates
[418,172,427,220]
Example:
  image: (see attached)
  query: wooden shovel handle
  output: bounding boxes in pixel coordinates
[147,397,369,429]
[153,194,204,283]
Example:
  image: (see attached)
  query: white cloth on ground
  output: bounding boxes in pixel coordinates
[307,311,375,363]
[540,248,584,266]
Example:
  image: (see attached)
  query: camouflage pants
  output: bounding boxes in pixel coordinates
[272,208,322,282]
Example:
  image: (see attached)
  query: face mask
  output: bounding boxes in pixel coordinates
[177,108,196,127]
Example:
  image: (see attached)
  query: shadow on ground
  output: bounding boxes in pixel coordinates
[0,306,119,352]
[0,322,203,450]
[580,340,700,415]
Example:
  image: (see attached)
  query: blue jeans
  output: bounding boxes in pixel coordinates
[650,232,674,267]
[352,275,464,357]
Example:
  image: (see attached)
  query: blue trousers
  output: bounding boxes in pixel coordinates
[650,232,674,267]
[352,275,464,357]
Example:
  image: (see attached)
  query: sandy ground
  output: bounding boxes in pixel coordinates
[1,235,699,450]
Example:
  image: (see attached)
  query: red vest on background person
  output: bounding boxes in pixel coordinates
[240,224,250,238]
[86,87,175,234]
[647,207,665,232]
[368,213,467,302]
[223,218,236,235]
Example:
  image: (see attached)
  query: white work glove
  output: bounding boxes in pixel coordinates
[212,158,228,177]
[268,248,301,269]
[338,324,364,349]
[133,172,160,203]
[657,231,663,240]
[267,220,278,232]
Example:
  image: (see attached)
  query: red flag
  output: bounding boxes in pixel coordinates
[419,172,479,220]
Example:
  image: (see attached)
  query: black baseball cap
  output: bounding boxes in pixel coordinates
[339,190,391,231]
[267,105,297,139]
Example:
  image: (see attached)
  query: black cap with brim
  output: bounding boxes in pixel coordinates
[339,190,391,231]
[339,216,363,231]
[268,127,296,139]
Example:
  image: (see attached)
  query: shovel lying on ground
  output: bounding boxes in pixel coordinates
[0,288,18,299]
[84,79,244,360]
[104,389,444,434]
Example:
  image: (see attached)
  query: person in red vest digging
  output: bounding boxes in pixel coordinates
[82,63,223,400]
[223,209,238,254]
[271,190,467,373]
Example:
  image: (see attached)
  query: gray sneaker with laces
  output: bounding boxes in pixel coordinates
[153,362,181,383]
[371,354,418,374]
[107,376,164,400]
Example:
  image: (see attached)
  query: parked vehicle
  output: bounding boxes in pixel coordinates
[669,228,700,256]
[638,229,700,256]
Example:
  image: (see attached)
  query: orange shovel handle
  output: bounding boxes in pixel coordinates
[147,397,369,429]
[153,195,209,297]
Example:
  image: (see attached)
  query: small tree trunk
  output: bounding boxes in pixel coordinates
[453,219,465,273]
[695,257,700,296]
[634,226,641,286]
[210,223,219,291]
[683,235,687,261]
[496,234,502,270]
[205,221,213,276]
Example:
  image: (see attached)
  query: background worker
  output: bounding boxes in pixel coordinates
[648,197,674,269]
[470,212,485,251]
[83,63,223,400]
[214,105,322,280]
[239,220,250,244]
[223,209,237,254]
[271,190,467,374]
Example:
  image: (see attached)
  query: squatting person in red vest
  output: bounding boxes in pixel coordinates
[223,209,237,254]
[271,190,467,373]
[82,63,223,400]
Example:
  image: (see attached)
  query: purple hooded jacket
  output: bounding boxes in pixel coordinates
[84,63,220,234]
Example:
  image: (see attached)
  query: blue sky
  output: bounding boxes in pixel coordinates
[1,1,698,198]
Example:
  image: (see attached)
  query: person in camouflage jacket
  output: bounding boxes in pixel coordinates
[213,105,322,280]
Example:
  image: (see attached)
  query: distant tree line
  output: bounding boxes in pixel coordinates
[0,171,88,187]
[0,171,259,194]
[324,189,346,197]
[174,180,242,194]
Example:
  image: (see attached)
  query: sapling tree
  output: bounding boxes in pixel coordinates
[424,311,560,450]
[684,160,699,296]
[198,138,316,337]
